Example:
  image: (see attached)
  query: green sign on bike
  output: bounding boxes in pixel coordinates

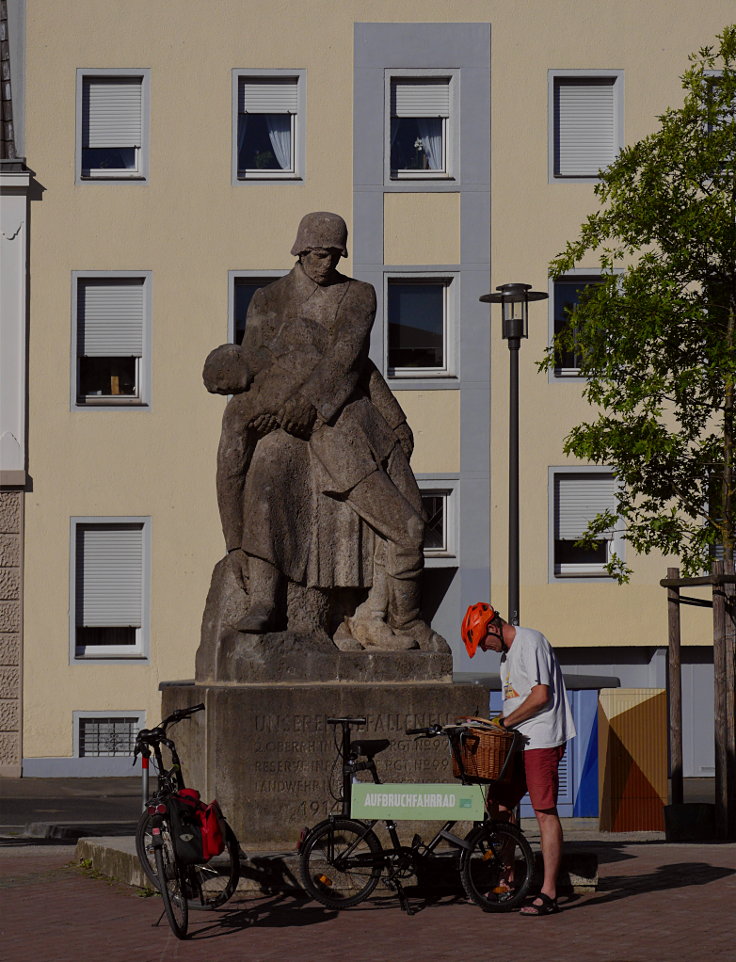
[351,782,486,821]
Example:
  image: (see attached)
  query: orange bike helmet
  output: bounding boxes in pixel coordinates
[461,603,500,658]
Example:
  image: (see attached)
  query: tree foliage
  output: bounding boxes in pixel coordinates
[542,26,736,580]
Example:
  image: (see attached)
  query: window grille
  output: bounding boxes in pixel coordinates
[78,716,139,757]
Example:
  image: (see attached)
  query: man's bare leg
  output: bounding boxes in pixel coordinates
[518,807,562,914]
[535,808,562,900]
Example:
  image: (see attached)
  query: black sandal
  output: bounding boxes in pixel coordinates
[520,893,560,916]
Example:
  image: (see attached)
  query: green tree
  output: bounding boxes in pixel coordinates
[543,26,736,581]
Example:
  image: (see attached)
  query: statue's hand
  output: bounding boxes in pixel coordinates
[394,421,414,460]
[227,548,248,591]
[250,412,280,437]
[279,394,317,439]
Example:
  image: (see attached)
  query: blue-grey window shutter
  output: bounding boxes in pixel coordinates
[555,78,616,176]
[76,524,143,627]
[83,77,142,148]
[78,279,144,357]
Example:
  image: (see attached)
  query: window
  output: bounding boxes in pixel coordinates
[389,77,452,179]
[417,478,458,565]
[552,471,621,578]
[72,520,149,659]
[422,491,450,553]
[77,72,148,181]
[73,274,150,407]
[77,714,142,757]
[234,73,303,180]
[386,277,454,377]
[551,275,601,376]
[230,273,284,344]
[550,72,622,179]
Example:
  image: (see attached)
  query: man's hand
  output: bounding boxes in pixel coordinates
[394,422,414,460]
[489,715,507,731]
[279,393,317,439]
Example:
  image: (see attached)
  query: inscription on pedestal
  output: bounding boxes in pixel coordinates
[251,709,466,825]
[163,682,491,848]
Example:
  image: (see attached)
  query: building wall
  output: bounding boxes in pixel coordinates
[15,0,732,769]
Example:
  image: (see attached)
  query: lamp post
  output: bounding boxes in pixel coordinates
[480,282,548,626]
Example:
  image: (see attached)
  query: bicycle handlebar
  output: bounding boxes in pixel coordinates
[327,716,366,726]
[133,703,205,756]
[166,703,204,724]
[406,724,442,736]
[406,722,472,737]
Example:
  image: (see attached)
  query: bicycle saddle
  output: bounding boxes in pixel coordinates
[350,738,390,759]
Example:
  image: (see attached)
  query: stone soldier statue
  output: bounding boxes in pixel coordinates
[204,212,446,652]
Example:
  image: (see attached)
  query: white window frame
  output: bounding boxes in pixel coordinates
[549,70,623,182]
[548,271,603,380]
[416,476,459,567]
[384,272,457,380]
[76,70,149,183]
[232,70,305,183]
[70,517,150,662]
[73,710,145,758]
[549,468,623,580]
[229,270,287,344]
[386,70,456,183]
[71,272,151,409]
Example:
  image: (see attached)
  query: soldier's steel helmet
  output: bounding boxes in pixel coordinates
[290,211,348,257]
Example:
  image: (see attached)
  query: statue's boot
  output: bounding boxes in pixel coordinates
[387,576,450,652]
[234,556,280,633]
[344,554,417,650]
[346,613,417,651]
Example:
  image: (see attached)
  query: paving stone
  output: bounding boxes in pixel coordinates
[0,840,733,961]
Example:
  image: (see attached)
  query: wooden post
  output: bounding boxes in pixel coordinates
[712,560,728,838]
[666,567,683,806]
[724,559,736,839]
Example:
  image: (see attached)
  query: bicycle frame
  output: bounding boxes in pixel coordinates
[301,716,532,915]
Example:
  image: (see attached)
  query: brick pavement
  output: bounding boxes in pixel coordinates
[1,840,734,962]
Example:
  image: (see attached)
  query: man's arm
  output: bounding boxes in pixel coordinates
[502,685,551,729]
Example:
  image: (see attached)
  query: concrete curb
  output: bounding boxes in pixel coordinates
[74,835,599,896]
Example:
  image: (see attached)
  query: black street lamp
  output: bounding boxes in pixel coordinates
[480,282,548,626]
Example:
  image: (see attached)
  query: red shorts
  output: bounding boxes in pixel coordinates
[491,745,566,813]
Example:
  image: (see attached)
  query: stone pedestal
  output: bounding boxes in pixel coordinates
[161,679,490,850]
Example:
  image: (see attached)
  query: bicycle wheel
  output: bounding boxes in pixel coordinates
[136,812,240,910]
[135,809,163,889]
[154,838,189,939]
[299,818,383,909]
[460,821,535,912]
[188,823,240,909]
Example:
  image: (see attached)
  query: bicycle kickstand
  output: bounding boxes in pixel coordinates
[388,876,415,916]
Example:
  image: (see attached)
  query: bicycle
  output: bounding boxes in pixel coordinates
[133,703,241,939]
[298,716,535,915]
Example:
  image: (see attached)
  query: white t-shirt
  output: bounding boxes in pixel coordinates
[500,627,576,750]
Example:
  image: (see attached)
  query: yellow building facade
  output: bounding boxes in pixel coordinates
[0,0,730,777]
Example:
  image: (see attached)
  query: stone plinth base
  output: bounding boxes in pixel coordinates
[161,680,490,850]
[198,631,452,685]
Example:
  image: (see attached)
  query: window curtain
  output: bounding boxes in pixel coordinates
[265,114,291,170]
[416,118,443,170]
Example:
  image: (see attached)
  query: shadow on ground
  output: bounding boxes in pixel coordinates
[565,858,735,910]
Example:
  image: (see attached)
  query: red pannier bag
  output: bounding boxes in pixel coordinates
[198,798,227,861]
[175,789,226,863]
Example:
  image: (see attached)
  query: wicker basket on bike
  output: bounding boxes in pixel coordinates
[450,716,516,783]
